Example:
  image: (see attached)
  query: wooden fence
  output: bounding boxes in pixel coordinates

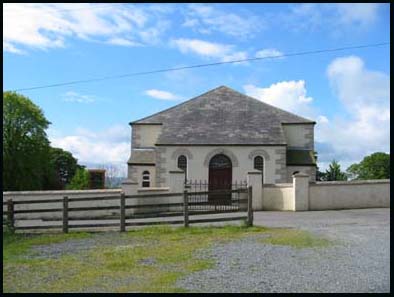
[3,187,253,233]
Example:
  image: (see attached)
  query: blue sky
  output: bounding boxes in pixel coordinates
[3,3,390,175]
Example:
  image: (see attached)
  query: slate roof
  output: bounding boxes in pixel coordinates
[128,148,155,164]
[132,86,315,145]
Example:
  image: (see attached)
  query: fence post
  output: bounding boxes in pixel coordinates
[7,199,15,233]
[63,196,68,233]
[247,186,253,227]
[120,192,126,232]
[183,190,189,227]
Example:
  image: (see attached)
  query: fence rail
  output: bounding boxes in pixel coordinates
[3,184,253,233]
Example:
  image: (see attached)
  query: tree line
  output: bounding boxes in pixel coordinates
[3,91,91,191]
[316,153,390,181]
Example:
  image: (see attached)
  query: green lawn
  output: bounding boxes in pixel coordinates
[3,225,331,293]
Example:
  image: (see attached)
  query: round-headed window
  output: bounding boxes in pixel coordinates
[254,156,264,171]
[142,171,150,188]
[177,155,187,172]
[254,156,264,183]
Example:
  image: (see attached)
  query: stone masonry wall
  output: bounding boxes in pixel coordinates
[274,147,287,183]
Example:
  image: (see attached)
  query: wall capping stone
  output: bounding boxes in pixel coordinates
[312,179,390,186]
[169,170,185,174]
[137,187,170,192]
[3,189,122,196]
[293,173,309,177]
[263,183,293,188]
[247,171,262,175]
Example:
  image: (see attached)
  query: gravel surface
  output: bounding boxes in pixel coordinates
[25,208,389,293]
[30,232,146,259]
[176,208,390,293]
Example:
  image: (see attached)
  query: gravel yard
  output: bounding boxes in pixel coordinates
[3,208,389,293]
[177,208,390,293]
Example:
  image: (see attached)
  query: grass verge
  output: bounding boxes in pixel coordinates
[3,225,265,293]
[260,228,332,249]
[3,225,331,292]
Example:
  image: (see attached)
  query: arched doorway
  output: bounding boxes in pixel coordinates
[208,154,232,203]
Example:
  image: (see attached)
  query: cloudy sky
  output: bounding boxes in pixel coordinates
[3,3,390,175]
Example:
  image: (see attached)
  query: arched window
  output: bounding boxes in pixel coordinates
[177,155,187,179]
[254,156,264,183]
[210,154,232,169]
[142,171,150,188]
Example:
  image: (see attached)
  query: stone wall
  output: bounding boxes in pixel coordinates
[122,170,185,214]
[159,145,288,185]
[309,180,390,210]
[3,177,389,224]
[255,176,390,211]
[282,124,314,150]
[155,146,167,187]
[131,124,162,147]
[274,147,287,183]
[262,184,294,210]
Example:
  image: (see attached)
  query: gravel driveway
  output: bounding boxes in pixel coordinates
[176,208,390,293]
[19,208,390,293]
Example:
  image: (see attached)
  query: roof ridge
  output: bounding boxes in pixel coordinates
[131,85,315,125]
[130,85,225,124]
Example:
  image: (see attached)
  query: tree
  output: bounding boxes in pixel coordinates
[325,160,348,181]
[66,168,89,190]
[3,91,51,191]
[45,147,84,189]
[316,168,327,181]
[314,151,327,181]
[347,152,390,180]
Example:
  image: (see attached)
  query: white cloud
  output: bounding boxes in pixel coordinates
[243,80,315,119]
[221,51,249,65]
[243,54,390,169]
[171,38,248,65]
[244,61,389,171]
[317,115,329,124]
[3,3,170,53]
[3,42,26,54]
[326,56,389,110]
[171,38,232,58]
[182,4,264,39]
[316,56,390,164]
[49,125,130,165]
[62,91,96,103]
[283,3,382,32]
[255,48,283,59]
[107,37,142,47]
[182,18,199,28]
[145,89,179,100]
[139,20,171,45]
[335,3,380,26]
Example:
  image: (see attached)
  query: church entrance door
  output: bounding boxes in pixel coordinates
[208,154,232,203]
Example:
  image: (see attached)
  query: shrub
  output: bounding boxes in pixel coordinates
[66,168,90,190]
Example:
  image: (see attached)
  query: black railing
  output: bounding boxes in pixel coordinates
[185,180,248,213]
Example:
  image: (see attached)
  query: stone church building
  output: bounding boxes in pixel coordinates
[126,86,316,188]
